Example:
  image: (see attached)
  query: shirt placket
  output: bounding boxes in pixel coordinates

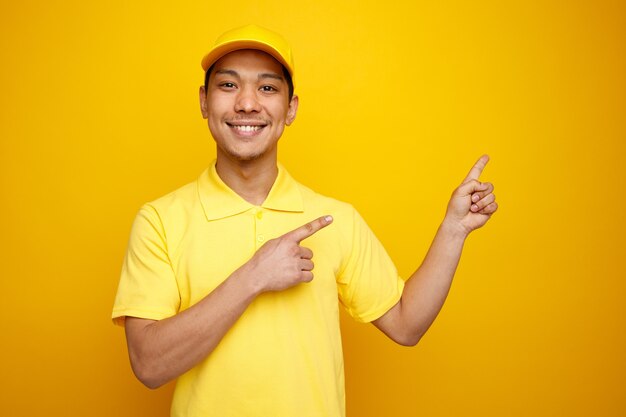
[252,207,267,250]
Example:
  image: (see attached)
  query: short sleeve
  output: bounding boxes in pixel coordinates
[111,204,181,326]
[336,207,405,323]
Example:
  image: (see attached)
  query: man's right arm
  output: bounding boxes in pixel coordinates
[124,215,333,389]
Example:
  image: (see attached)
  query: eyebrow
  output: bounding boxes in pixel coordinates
[214,69,285,83]
[258,73,285,82]
[214,69,239,78]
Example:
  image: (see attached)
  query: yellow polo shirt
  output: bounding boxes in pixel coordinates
[112,160,404,417]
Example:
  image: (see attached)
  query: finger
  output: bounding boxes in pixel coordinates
[471,193,495,212]
[300,247,313,260]
[479,201,498,215]
[300,271,314,283]
[456,179,489,198]
[300,259,314,271]
[463,154,489,184]
[471,182,494,203]
[286,215,333,243]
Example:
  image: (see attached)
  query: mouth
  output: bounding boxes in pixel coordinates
[226,121,268,135]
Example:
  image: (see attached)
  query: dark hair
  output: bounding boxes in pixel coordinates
[203,63,294,101]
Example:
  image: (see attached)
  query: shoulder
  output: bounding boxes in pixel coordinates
[293,182,364,247]
[143,174,201,216]
[295,181,356,219]
[130,173,203,233]
[149,178,197,208]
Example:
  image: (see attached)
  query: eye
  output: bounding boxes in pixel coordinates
[260,85,277,92]
[220,82,236,89]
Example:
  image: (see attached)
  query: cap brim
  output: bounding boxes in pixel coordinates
[201,40,293,78]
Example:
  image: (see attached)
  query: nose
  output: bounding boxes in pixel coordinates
[234,86,261,113]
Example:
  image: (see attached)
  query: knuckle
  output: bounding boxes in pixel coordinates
[463,180,480,190]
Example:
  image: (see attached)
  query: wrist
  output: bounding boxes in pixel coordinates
[232,261,265,298]
[440,218,470,241]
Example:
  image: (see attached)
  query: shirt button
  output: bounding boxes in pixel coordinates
[257,235,265,242]
[256,211,263,220]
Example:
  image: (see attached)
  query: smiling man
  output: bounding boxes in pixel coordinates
[112,25,498,417]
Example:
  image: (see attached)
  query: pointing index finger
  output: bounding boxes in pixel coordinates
[463,154,490,183]
[286,215,333,243]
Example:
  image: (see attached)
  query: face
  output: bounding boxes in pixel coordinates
[200,49,298,164]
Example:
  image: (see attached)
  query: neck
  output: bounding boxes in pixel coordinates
[214,153,278,206]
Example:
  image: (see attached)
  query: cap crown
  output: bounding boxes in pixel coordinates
[201,25,295,85]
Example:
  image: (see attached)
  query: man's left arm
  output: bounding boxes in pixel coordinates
[373,155,498,346]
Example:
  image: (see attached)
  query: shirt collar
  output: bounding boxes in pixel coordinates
[197,160,304,221]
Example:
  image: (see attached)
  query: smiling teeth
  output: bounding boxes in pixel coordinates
[233,125,262,132]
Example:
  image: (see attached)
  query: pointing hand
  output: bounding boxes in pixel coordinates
[244,215,334,293]
[444,155,498,236]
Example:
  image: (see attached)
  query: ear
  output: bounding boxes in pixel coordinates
[285,95,299,126]
[199,86,208,119]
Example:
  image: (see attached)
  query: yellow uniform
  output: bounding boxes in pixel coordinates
[112,161,404,417]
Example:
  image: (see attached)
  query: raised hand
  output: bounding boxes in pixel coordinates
[244,215,334,293]
[444,155,498,236]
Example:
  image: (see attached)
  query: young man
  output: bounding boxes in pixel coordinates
[112,25,498,417]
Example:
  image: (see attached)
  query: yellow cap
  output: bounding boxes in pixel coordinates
[201,25,295,84]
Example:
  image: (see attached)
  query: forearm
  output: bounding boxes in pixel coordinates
[398,220,468,343]
[126,264,261,389]
[374,156,497,345]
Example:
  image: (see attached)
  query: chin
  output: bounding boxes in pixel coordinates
[222,147,267,163]
[219,140,278,163]
[233,152,264,162]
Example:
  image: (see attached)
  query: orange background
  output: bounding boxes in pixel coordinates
[1,1,625,416]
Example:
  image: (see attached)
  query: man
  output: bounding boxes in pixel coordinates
[112,25,498,417]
